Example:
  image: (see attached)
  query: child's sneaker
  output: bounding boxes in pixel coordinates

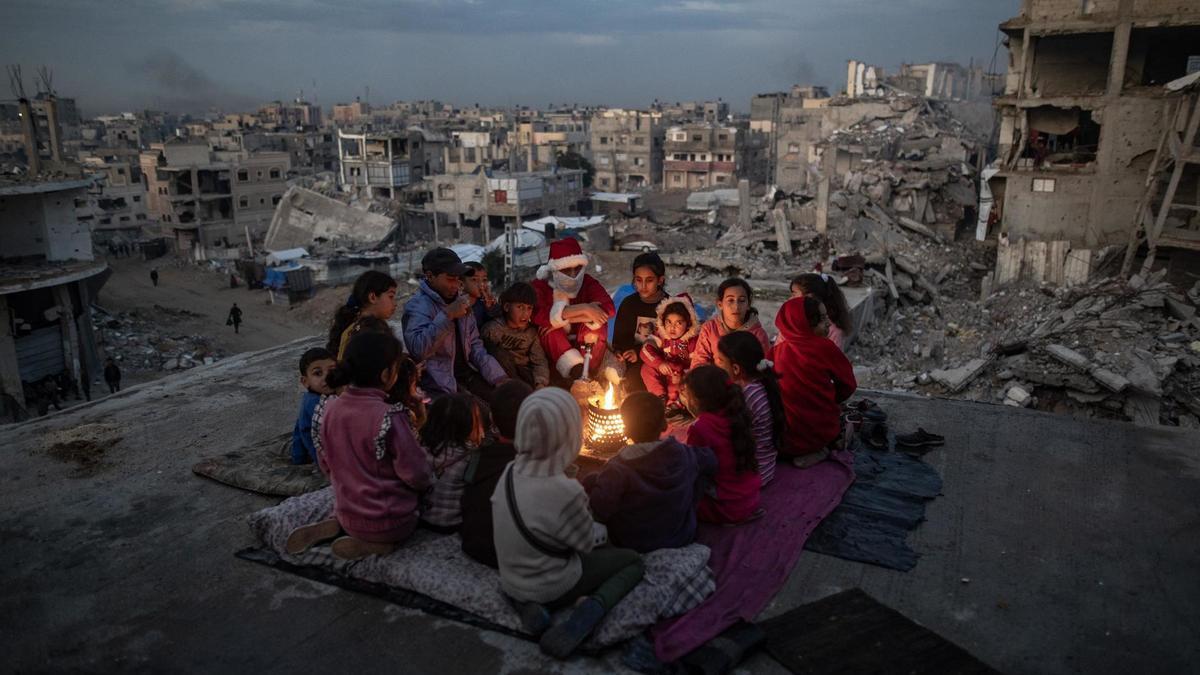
[330,536,397,561]
[285,518,341,555]
[540,596,607,659]
[506,596,552,636]
[792,448,830,469]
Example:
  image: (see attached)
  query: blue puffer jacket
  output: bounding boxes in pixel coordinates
[402,280,506,395]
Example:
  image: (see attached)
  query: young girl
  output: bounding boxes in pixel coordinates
[682,365,762,524]
[341,315,426,426]
[690,278,771,369]
[790,273,852,351]
[640,296,700,415]
[289,331,433,560]
[772,296,857,467]
[492,387,645,658]
[326,270,399,358]
[419,393,484,532]
[716,332,784,486]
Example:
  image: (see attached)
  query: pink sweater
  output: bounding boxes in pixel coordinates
[316,387,433,542]
[690,314,772,369]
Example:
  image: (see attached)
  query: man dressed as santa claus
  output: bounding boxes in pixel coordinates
[531,237,615,381]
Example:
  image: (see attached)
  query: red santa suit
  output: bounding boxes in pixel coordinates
[531,238,615,379]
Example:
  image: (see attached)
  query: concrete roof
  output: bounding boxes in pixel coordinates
[0,177,94,196]
[0,260,108,295]
[1,338,1198,673]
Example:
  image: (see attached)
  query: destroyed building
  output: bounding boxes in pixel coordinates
[514,115,590,172]
[424,168,587,243]
[336,128,446,200]
[78,148,150,246]
[443,130,510,174]
[991,0,1200,257]
[140,140,291,255]
[0,175,105,413]
[590,109,664,191]
[241,130,338,175]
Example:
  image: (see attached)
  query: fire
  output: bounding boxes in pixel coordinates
[602,382,616,410]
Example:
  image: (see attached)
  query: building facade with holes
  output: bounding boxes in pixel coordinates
[991,0,1200,250]
[0,177,107,414]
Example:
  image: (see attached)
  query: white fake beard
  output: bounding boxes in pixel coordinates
[552,268,585,296]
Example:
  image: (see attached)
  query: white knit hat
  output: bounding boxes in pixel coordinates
[512,387,582,477]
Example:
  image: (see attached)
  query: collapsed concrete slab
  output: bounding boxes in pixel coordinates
[264,186,396,251]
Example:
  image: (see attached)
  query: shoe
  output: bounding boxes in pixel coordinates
[540,596,607,659]
[791,449,830,469]
[330,536,397,561]
[507,597,552,636]
[862,422,890,451]
[843,410,864,432]
[284,518,341,555]
[895,427,945,449]
[851,399,888,423]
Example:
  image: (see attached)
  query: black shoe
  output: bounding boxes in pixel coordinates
[851,399,888,423]
[540,596,606,659]
[895,427,944,449]
[862,422,890,451]
[507,597,551,636]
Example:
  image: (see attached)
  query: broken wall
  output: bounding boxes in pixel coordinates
[264,186,396,251]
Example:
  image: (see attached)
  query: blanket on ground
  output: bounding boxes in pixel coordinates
[193,433,328,497]
[650,450,855,662]
[247,487,715,649]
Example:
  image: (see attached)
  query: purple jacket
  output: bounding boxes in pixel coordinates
[402,280,506,395]
[315,387,433,540]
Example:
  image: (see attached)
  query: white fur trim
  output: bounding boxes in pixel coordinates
[549,299,570,329]
[654,295,701,342]
[556,348,585,378]
[536,264,552,280]
[548,253,588,272]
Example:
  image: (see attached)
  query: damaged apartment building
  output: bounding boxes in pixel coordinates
[336,128,446,200]
[140,140,291,256]
[423,168,587,243]
[662,122,768,190]
[590,109,664,191]
[991,0,1200,280]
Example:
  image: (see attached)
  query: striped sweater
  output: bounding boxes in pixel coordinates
[742,381,778,486]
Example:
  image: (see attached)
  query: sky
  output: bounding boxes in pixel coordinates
[2,0,1020,116]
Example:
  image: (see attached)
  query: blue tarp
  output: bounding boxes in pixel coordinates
[264,264,302,290]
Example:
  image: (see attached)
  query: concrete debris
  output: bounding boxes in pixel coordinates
[264,186,397,251]
[92,305,223,375]
[930,358,990,392]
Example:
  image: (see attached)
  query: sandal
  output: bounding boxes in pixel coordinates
[285,518,342,555]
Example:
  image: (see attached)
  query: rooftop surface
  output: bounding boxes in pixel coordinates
[1,337,1197,673]
[0,260,107,295]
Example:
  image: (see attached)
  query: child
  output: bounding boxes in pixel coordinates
[612,252,673,391]
[531,238,615,381]
[715,332,784,486]
[481,282,550,389]
[492,387,644,658]
[582,392,717,552]
[326,270,399,358]
[290,347,336,466]
[790,273,853,351]
[460,379,534,568]
[419,393,484,532]
[464,261,501,330]
[288,331,433,560]
[691,278,771,369]
[682,365,762,524]
[772,296,857,467]
[639,296,700,415]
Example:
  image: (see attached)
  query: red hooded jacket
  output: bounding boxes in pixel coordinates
[771,297,857,456]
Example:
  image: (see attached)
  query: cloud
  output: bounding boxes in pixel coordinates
[666,1,743,12]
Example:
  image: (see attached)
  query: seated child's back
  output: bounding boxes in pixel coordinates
[583,392,717,552]
[460,380,534,567]
[317,333,433,545]
[683,365,762,524]
[420,393,483,531]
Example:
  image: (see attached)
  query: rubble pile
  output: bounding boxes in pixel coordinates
[855,272,1200,427]
[93,305,224,373]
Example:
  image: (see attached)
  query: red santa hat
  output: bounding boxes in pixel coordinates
[536,238,589,280]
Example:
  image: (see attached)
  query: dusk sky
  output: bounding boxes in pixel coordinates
[3,0,1020,116]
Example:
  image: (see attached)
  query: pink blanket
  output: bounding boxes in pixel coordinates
[651,449,855,662]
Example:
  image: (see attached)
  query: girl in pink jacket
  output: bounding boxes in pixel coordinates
[286,331,433,561]
[690,278,772,369]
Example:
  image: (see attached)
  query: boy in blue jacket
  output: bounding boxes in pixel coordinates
[581,392,718,552]
[290,347,335,465]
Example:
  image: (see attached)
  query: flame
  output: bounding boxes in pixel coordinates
[602,382,616,409]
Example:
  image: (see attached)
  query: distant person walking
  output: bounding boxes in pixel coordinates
[227,303,243,334]
[103,358,121,394]
[150,268,159,287]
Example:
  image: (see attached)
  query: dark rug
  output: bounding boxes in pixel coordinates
[804,444,943,571]
[761,589,999,674]
[192,432,329,497]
